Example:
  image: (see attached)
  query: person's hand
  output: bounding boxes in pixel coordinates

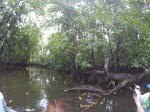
[133,85,145,112]
[133,84,141,105]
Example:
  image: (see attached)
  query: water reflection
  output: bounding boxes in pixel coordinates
[0,67,149,112]
[0,67,71,112]
[37,97,48,112]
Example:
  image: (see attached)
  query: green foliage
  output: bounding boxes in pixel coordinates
[12,24,42,63]
[1,0,150,71]
[44,32,72,70]
[44,0,150,71]
[76,53,92,69]
[0,0,44,65]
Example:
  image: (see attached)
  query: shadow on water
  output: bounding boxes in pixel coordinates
[0,67,149,112]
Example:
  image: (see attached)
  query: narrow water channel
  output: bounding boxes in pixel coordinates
[0,67,149,112]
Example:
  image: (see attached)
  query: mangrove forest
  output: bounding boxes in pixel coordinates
[0,0,150,104]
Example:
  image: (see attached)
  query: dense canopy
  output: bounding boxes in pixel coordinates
[0,0,150,71]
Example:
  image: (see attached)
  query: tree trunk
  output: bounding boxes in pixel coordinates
[115,36,121,69]
[91,24,95,68]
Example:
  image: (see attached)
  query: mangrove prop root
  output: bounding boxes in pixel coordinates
[66,68,150,96]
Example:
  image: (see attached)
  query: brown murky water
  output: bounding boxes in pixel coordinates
[0,67,149,112]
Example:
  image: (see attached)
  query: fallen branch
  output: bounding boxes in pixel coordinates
[66,85,104,93]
